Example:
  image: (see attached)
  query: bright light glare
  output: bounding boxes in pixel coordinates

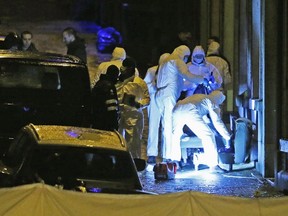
[176,169,220,181]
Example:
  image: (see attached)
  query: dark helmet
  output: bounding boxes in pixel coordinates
[119,58,136,81]
[106,65,119,83]
[122,57,136,69]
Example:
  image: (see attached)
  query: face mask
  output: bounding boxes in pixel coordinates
[193,55,204,64]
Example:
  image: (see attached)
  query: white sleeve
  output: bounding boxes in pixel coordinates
[209,63,223,90]
[144,67,157,94]
[175,59,204,84]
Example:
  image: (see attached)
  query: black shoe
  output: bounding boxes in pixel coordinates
[179,159,192,169]
[218,147,234,153]
[147,156,156,164]
[162,158,172,163]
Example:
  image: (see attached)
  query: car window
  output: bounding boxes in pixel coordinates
[31,146,135,186]
[0,63,60,90]
[3,133,32,167]
[58,66,91,98]
[0,62,90,101]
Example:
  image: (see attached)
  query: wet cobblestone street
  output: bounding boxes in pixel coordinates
[139,109,285,198]
[138,165,285,198]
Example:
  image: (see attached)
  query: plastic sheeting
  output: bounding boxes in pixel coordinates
[0,183,287,216]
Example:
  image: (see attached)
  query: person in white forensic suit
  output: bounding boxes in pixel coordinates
[117,58,150,158]
[98,47,126,75]
[171,90,232,173]
[185,45,222,96]
[98,47,139,76]
[144,53,170,164]
[206,41,232,93]
[155,45,205,162]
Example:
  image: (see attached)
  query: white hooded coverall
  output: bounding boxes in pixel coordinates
[98,47,126,74]
[98,47,140,77]
[206,41,232,88]
[155,45,204,160]
[172,91,231,166]
[186,45,222,96]
[144,53,170,158]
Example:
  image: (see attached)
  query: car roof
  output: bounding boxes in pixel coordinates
[25,124,128,151]
[0,50,85,66]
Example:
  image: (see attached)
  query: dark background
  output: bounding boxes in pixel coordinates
[0,0,200,75]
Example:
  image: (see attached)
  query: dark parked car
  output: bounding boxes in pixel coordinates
[0,124,153,194]
[0,50,92,154]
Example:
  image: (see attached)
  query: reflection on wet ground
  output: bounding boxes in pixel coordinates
[139,164,285,198]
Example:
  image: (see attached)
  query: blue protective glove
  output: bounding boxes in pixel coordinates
[203,78,209,86]
[209,74,215,83]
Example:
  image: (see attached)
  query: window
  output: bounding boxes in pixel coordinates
[32,147,135,183]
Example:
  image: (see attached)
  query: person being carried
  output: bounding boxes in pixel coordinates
[171,90,232,173]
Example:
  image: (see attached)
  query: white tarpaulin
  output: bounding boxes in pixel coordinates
[0,183,287,216]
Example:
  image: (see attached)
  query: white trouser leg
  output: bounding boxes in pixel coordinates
[185,109,218,167]
[156,96,175,160]
[147,93,161,157]
[171,109,187,161]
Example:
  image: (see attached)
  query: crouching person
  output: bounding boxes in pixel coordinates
[171,90,232,173]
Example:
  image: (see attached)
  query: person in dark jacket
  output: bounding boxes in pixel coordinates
[91,65,120,131]
[18,31,38,52]
[62,27,87,63]
[0,32,20,50]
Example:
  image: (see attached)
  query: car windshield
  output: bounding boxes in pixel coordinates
[30,146,136,185]
[0,63,60,89]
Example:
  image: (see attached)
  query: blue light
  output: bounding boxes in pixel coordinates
[66,130,79,138]
[88,187,102,193]
[96,27,122,53]
[23,107,30,112]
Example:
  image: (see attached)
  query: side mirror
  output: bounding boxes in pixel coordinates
[133,158,146,172]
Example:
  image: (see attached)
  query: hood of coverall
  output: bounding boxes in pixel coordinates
[207,41,220,56]
[192,45,206,65]
[171,45,190,62]
[207,90,226,105]
[112,47,126,60]
[158,53,170,65]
